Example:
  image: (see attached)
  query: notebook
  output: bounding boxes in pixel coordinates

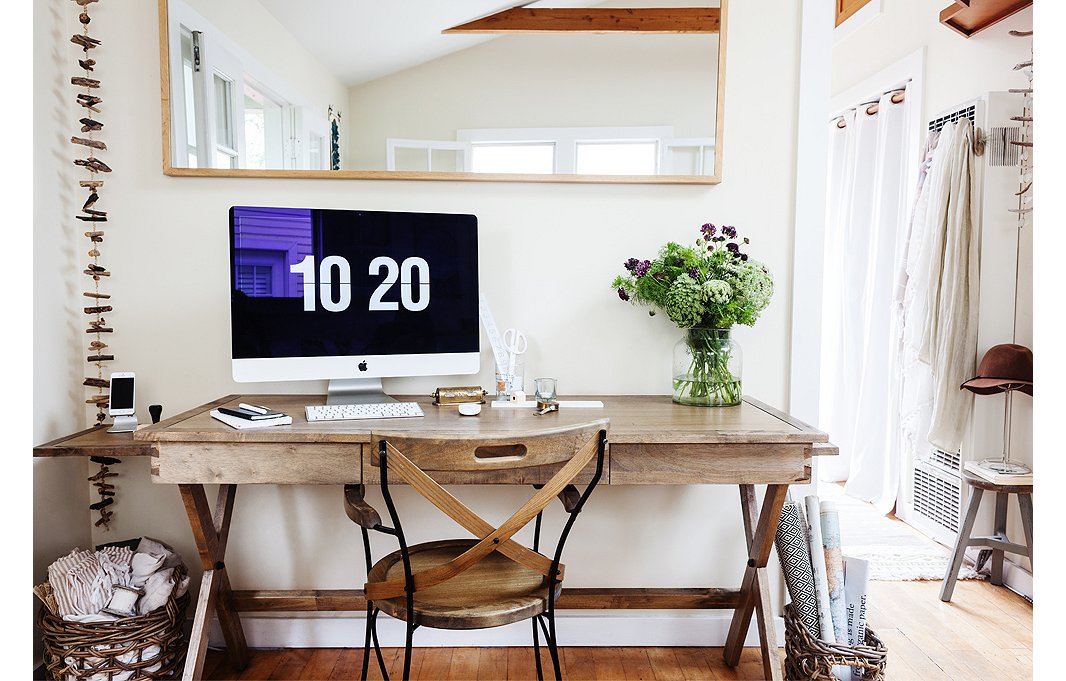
[210,409,293,430]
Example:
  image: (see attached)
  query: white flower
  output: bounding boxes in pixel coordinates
[702,279,732,305]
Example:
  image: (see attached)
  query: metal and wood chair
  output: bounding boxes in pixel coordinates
[343,419,609,681]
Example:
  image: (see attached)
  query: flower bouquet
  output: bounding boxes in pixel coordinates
[611,223,774,406]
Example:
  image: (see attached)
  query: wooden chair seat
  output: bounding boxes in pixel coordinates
[367,539,562,630]
[961,469,1033,493]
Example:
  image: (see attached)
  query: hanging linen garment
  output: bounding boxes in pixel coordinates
[895,130,944,494]
[919,119,979,453]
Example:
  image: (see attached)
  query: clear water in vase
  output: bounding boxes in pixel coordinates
[672,327,742,406]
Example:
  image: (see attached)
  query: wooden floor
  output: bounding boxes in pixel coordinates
[203,580,1032,680]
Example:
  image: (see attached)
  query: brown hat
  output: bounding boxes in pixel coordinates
[960,344,1033,396]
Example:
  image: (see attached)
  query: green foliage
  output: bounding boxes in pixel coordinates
[613,223,774,330]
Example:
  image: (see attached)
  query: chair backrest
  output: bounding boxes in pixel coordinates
[370,419,608,472]
[364,419,609,601]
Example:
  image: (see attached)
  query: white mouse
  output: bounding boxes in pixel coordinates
[458,403,482,416]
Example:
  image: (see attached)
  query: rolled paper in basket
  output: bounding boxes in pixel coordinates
[805,495,835,643]
[774,501,821,637]
[819,500,848,645]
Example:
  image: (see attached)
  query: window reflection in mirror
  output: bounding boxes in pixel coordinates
[162,0,723,181]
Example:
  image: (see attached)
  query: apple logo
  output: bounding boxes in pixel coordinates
[358,360,368,372]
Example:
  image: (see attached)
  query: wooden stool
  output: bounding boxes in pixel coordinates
[940,470,1033,602]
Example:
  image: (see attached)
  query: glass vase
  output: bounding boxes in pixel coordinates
[672,327,742,406]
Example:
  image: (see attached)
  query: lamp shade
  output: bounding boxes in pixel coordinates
[960,343,1033,396]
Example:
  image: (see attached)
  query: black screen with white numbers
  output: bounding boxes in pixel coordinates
[229,207,479,360]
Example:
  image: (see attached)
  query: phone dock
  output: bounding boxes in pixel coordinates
[107,415,138,433]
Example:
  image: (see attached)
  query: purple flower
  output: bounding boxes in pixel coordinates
[700,223,717,240]
[726,242,740,253]
[653,271,667,282]
[617,286,630,301]
[688,267,700,279]
[623,257,640,272]
[743,237,750,245]
[740,253,749,261]
[634,260,652,277]
[723,225,738,239]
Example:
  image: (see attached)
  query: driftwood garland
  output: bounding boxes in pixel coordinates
[71,0,118,530]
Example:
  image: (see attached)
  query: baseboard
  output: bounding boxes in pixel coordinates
[208,613,785,649]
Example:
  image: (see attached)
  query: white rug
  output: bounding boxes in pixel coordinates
[821,484,981,581]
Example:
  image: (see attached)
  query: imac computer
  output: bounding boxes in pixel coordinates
[229,206,479,405]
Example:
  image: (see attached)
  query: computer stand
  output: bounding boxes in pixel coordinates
[326,378,398,405]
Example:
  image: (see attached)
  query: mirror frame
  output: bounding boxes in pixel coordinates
[157,0,727,184]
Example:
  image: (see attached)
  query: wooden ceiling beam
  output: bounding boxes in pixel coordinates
[443,7,721,35]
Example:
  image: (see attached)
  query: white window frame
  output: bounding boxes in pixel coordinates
[167,1,327,171]
[242,77,289,170]
[385,139,470,172]
[457,126,673,174]
[209,44,245,169]
[661,138,717,175]
[385,126,717,176]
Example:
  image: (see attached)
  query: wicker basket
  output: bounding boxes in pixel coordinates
[37,593,189,680]
[783,603,888,681]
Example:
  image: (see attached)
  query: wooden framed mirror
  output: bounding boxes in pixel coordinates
[158,0,727,184]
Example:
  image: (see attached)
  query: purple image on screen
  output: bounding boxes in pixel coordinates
[231,206,313,298]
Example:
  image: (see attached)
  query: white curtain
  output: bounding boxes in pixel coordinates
[819,91,909,511]
[822,93,980,514]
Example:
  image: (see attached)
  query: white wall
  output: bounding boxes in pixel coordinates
[178,0,348,128]
[347,33,718,171]
[32,0,93,665]
[832,2,1034,576]
[33,0,804,642]
[834,3,1033,123]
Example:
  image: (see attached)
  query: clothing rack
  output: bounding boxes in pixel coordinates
[1009,30,1033,344]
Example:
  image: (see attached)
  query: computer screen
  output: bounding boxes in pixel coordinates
[229,206,479,387]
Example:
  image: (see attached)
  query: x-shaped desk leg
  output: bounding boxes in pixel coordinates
[723,483,787,681]
[179,484,248,680]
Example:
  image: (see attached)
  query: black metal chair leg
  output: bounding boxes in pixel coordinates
[403,621,415,681]
[545,611,562,681]
[533,616,545,681]
[361,603,374,681]
[370,608,390,681]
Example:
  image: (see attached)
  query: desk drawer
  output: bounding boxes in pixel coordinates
[361,457,605,486]
[609,443,811,485]
[152,443,361,484]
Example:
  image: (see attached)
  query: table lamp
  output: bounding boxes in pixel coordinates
[961,343,1033,474]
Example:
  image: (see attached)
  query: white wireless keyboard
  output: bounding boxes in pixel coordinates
[305,402,425,422]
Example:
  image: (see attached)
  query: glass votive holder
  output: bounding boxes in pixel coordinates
[534,377,558,403]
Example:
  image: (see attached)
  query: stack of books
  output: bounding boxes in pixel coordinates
[964,460,1033,486]
[210,403,292,430]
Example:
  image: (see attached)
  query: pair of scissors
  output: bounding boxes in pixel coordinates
[503,328,527,377]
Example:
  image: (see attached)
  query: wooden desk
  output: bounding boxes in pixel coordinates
[36,393,834,681]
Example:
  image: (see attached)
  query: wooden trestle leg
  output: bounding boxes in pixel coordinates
[723,483,788,681]
[179,484,249,680]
